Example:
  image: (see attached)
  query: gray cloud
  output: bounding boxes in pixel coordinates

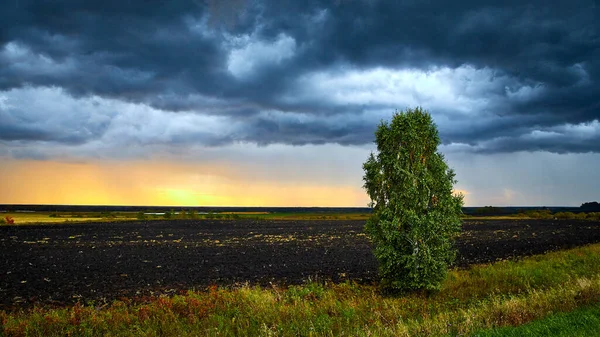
[0,0,599,156]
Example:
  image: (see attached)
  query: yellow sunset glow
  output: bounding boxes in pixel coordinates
[453,189,470,205]
[0,159,369,207]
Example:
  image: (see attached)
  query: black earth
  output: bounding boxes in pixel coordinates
[1,219,600,310]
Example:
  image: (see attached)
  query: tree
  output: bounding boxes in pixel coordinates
[581,201,600,212]
[363,107,463,292]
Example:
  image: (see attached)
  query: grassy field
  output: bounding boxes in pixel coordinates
[2,242,600,336]
[0,211,372,225]
[0,212,107,224]
[3,209,599,225]
[240,212,370,221]
[475,302,600,336]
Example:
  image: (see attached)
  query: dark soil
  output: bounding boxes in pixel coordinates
[1,219,600,310]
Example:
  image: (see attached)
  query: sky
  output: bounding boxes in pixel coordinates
[1,0,599,207]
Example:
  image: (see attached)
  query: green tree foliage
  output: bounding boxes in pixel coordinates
[363,107,463,292]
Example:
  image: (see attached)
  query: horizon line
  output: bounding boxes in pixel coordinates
[0,203,585,208]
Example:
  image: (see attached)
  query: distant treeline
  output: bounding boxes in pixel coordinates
[462,206,582,216]
[581,202,600,212]
[461,202,600,220]
[513,209,600,221]
[0,204,372,214]
[2,203,598,215]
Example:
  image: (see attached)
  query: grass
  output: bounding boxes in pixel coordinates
[475,302,600,336]
[0,211,372,225]
[240,212,371,221]
[3,208,600,225]
[0,212,107,224]
[461,215,525,220]
[2,243,600,336]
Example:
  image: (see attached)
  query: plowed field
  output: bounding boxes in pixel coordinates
[2,219,600,309]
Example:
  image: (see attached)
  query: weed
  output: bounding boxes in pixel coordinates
[2,244,600,336]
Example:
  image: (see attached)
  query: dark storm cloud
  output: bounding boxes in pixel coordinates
[0,0,599,154]
[0,104,111,144]
[240,114,374,146]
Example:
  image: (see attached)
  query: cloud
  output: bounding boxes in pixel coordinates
[0,86,114,144]
[0,0,598,157]
[470,120,600,154]
[0,87,232,154]
[0,86,377,158]
[226,33,297,79]
[447,150,600,206]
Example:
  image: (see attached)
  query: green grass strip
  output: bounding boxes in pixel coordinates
[2,244,600,336]
[473,302,600,337]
